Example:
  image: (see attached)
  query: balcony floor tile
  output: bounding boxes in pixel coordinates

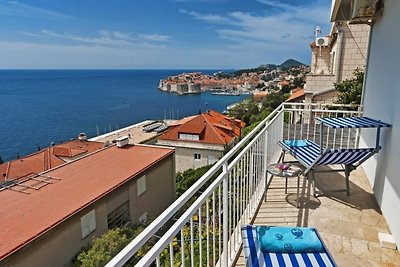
[235,163,400,266]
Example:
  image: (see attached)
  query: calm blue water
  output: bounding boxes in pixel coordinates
[0,70,248,161]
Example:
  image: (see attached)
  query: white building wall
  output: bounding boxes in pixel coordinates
[359,0,400,249]
[156,139,226,172]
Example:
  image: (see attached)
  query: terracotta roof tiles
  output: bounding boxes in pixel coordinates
[0,144,174,260]
[159,110,245,145]
[0,140,104,182]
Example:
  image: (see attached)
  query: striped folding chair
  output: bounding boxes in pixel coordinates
[241,225,336,267]
[278,140,375,196]
[277,117,391,196]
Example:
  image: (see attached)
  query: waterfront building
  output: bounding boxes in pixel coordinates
[0,144,175,266]
[156,110,245,172]
[303,21,370,104]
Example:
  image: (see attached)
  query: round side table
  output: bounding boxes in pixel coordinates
[266,163,302,207]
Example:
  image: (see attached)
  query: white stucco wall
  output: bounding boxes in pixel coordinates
[359,0,400,249]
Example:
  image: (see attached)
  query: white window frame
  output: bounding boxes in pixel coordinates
[81,210,96,239]
[137,175,146,196]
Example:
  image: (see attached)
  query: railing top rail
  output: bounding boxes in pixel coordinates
[283,102,363,109]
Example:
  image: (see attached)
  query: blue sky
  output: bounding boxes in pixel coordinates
[0,0,332,69]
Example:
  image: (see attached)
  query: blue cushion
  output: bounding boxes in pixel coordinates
[284,139,309,147]
[256,226,324,253]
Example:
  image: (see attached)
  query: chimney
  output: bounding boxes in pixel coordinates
[230,118,236,130]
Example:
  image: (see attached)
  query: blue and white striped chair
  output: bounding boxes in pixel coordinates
[277,117,391,196]
[241,225,336,267]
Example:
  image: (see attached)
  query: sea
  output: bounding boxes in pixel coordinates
[0,69,249,162]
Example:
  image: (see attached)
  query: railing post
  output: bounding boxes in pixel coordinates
[222,161,229,267]
[262,123,269,192]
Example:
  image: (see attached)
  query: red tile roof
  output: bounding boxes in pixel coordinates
[253,91,268,101]
[0,140,104,182]
[0,144,174,260]
[286,89,305,102]
[159,110,245,145]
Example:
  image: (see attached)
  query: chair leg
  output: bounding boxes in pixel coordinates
[285,177,288,194]
[345,165,351,196]
[278,150,285,163]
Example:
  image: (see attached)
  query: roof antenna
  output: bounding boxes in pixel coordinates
[314,26,322,38]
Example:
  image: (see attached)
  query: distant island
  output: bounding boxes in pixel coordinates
[158,59,308,95]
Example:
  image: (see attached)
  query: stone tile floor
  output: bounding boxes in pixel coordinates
[235,165,400,266]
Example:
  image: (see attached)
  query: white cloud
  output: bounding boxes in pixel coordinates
[180,1,331,49]
[179,9,236,25]
[138,34,171,42]
[0,40,173,69]
[0,1,74,19]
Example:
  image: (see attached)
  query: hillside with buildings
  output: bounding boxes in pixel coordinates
[158,60,309,95]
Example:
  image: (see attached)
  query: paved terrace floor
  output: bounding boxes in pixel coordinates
[235,163,400,267]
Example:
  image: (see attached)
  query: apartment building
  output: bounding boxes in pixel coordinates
[157,110,245,172]
[303,21,370,103]
[0,144,175,266]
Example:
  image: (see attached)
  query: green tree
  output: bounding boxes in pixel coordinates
[262,92,288,111]
[74,228,135,267]
[335,68,364,105]
[176,165,213,197]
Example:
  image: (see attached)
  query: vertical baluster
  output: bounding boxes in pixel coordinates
[156,256,160,267]
[181,228,185,267]
[313,110,317,142]
[287,111,291,139]
[333,112,338,149]
[294,111,297,140]
[206,197,210,267]
[300,109,304,139]
[228,170,232,259]
[222,162,229,267]
[233,164,237,252]
[190,217,194,267]
[340,128,344,149]
[307,108,311,140]
[212,191,216,267]
[169,243,174,267]
[198,207,202,267]
[218,184,222,267]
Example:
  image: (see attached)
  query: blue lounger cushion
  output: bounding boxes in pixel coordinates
[242,225,337,266]
[284,139,309,147]
[257,226,324,253]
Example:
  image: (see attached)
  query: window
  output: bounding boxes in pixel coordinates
[137,175,146,196]
[81,210,96,239]
[179,133,200,141]
[107,202,130,229]
[194,153,201,160]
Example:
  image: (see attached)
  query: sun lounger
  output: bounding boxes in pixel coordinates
[241,225,336,266]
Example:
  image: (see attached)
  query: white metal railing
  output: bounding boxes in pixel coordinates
[107,103,362,267]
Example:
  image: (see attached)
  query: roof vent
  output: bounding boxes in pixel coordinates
[115,136,129,148]
[78,132,87,141]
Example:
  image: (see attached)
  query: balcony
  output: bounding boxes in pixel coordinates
[107,103,399,267]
